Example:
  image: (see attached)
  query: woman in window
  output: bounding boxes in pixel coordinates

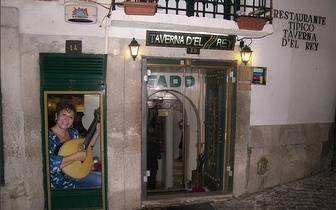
[48,102,100,189]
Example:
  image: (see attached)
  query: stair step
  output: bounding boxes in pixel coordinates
[173,169,183,175]
[173,162,183,169]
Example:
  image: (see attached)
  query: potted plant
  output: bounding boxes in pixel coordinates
[235,8,271,31]
[124,0,157,16]
[235,15,268,31]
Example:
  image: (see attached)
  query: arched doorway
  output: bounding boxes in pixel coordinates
[147,89,201,193]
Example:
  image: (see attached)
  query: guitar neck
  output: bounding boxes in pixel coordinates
[83,118,98,149]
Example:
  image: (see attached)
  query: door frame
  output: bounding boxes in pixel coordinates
[141,57,237,200]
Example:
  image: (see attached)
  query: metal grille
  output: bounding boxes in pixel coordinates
[113,0,273,22]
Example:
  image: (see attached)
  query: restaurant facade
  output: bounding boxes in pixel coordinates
[1,0,335,209]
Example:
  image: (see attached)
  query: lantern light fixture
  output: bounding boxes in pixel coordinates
[129,38,140,61]
[240,40,253,65]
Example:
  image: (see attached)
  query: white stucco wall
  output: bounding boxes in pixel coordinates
[250,0,336,125]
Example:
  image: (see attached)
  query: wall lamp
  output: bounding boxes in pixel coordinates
[240,40,253,65]
[129,38,140,61]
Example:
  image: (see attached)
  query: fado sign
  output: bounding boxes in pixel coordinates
[148,74,195,88]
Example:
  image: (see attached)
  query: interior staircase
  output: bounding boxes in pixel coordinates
[172,159,184,189]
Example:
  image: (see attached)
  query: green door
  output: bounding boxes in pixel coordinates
[203,69,227,191]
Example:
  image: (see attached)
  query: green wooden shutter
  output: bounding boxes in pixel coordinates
[40,53,107,210]
[40,53,106,91]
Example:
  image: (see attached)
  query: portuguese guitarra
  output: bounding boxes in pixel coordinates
[58,109,100,179]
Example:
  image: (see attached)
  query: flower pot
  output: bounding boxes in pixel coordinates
[235,16,268,31]
[124,0,157,16]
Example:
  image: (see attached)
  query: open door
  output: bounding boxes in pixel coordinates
[203,69,227,191]
[142,58,236,198]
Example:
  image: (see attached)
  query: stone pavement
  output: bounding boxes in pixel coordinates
[215,171,336,210]
[142,172,335,210]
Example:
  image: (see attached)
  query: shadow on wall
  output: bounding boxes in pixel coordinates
[329,110,336,171]
[322,109,336,171]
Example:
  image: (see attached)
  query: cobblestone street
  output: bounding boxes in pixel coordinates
[143,172,336,210]
[215,171,336,210]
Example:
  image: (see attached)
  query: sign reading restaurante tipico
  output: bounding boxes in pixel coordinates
[273,9,327,51]
[146,30,236,50]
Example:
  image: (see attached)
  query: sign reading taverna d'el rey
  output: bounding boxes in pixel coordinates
[146,30,236,51]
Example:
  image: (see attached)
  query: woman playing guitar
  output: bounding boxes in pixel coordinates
[48,102,100,189]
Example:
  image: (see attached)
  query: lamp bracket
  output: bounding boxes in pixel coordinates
[239,40,245,48]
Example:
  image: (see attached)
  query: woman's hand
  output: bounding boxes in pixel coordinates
[89,123,100,148]
[61,151,87,168]
[95,123,100,137]
[73,151,87,161]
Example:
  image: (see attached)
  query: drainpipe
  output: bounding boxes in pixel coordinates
[104,17,109,54]
[103,1,113,54]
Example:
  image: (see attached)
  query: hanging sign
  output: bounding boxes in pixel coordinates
[65,0,97,23]
[146,30,236,50]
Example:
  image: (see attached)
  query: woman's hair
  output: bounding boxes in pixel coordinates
[55,103,77,116]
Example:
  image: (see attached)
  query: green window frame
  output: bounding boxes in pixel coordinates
[40,53,107,210]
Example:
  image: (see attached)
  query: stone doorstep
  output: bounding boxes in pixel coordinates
[141,193,233,208]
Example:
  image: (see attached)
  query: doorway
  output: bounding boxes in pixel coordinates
[142,58,236,198]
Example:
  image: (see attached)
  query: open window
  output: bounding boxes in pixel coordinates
[43,92,105,209]
[40,53,107,210]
